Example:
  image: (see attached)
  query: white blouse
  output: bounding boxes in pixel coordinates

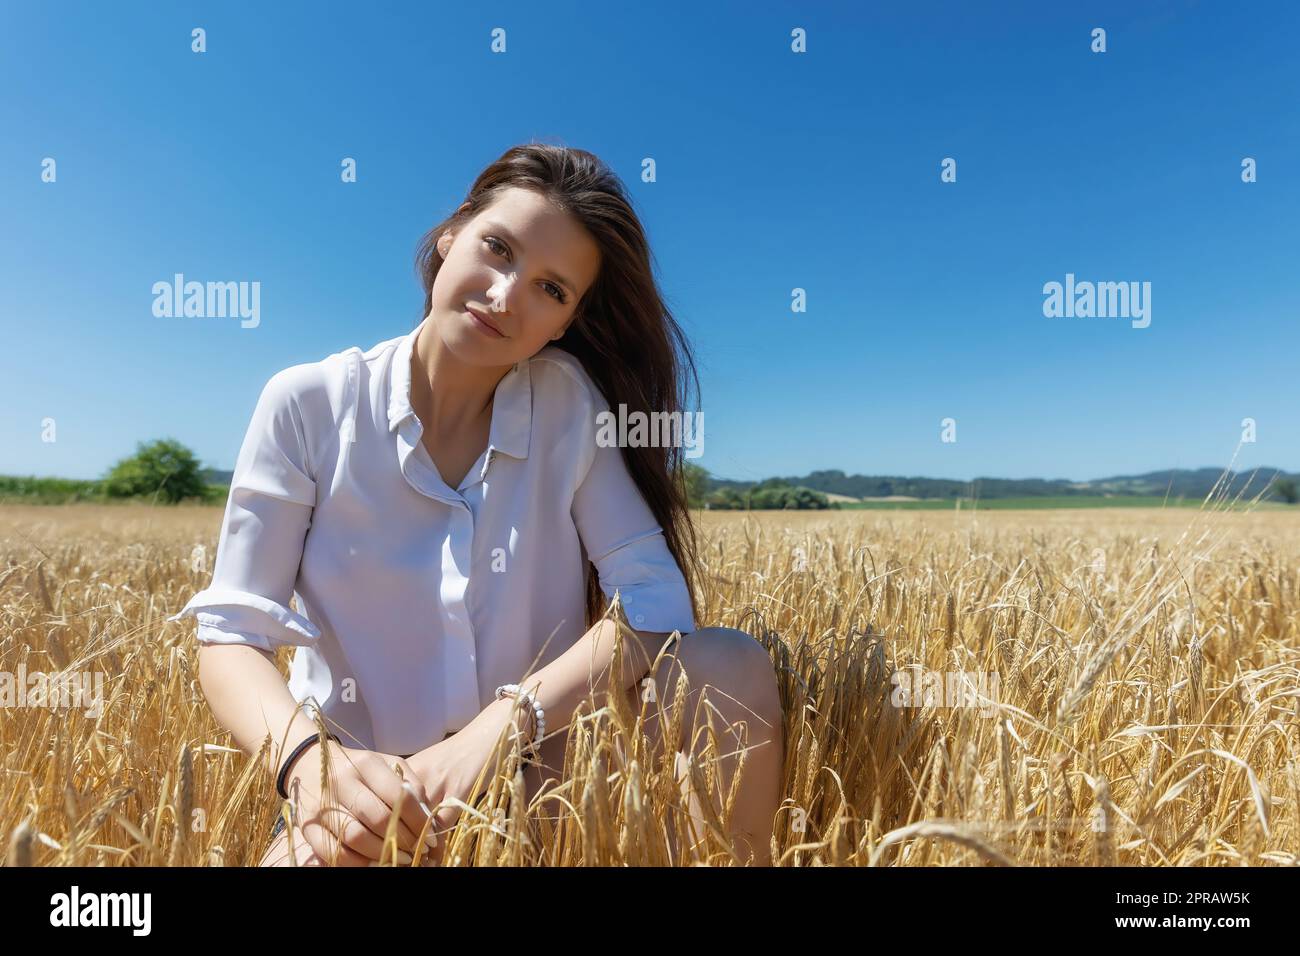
[168,318,696,755]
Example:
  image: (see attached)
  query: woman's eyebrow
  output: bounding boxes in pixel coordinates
[479,220,577,296]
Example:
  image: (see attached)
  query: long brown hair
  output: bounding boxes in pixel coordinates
[413,143,703,631]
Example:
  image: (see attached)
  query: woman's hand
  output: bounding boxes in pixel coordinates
[282,739,436,866]
[406,698,532,865]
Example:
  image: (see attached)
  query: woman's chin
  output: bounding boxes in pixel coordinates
[440,328,513,365]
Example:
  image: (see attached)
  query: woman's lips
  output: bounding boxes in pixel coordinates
[465,306,506,337]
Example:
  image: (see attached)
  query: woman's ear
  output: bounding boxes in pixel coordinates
[436,204,474,259]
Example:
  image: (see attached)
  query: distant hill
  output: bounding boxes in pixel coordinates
[6,465,1294,509]
[706,467,1299,502]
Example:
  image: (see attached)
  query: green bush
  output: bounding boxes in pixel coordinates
[0,475,105,504]
[102,438,208,504]
[702,482,830,510]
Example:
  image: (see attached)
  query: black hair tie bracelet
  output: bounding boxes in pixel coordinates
[276,732,341,800]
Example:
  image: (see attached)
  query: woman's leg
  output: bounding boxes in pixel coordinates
[521,625,784,865]
[633,626,784,865]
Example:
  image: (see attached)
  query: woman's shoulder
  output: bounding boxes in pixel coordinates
[259,350,348,417]
[526,345,608,416]
[253,336,392,457]
[261,329,406,413]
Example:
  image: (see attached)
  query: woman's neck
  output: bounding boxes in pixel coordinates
[411,317,512,432]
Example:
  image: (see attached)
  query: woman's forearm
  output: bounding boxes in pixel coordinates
[197,643,323,778]
[465,619,674,747]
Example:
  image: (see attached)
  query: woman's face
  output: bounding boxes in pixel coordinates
[432,186,601,366]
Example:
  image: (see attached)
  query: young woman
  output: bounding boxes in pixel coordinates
[169,144,784,867]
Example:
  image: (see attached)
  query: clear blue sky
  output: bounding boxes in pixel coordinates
[2,1,1296,485]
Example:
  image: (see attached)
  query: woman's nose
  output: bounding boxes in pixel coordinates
[486,272,518,314]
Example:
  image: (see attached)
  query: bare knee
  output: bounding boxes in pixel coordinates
[680,627,782,728]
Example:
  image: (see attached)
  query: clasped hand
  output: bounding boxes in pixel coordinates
[283,723,508,866]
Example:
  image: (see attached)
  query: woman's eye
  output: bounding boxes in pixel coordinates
[485,236,568,303]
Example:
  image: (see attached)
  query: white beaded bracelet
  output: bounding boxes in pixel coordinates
[494,683,545,757]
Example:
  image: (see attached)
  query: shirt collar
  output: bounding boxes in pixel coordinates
[387,319,532,461]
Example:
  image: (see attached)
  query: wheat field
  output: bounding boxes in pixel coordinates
[1,499,1297,866]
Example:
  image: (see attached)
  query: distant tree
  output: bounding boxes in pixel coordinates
[698,482,830,510]
[792,486,829,509]
[682,462,710,508]
[102,438,207,504]
[1272,477,1298,504]
[705,487,746,510]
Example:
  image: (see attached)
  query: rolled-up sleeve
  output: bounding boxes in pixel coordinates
[570,403,696,636]
[167,366,321,652]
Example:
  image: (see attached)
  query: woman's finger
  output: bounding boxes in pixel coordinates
[422,802,465,865]
[326,787,419,863]
[351,755,428,851]
[322,803,416,863]
[300,819,372,867]
[392,756,440,843]
[363,755,438,849]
